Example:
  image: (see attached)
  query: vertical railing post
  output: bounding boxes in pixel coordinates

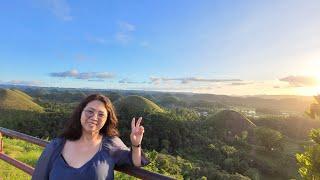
[0,132,3,153]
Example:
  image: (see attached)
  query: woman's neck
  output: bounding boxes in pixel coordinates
[79,131,102,144]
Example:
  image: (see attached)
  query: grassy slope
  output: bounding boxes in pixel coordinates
[0,137,43,180]
[12,89,33,101]
[115,95,164,113]
[0,89,43,112]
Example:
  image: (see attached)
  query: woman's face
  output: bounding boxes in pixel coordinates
[80,100,108,134]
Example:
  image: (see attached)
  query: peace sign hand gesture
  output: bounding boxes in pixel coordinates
[130,117,145,147]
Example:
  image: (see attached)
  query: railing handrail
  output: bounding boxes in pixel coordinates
[0,127,174,180]
[0,127,48,147]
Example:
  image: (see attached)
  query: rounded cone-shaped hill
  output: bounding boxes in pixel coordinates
[208,110,256,135]
[158,95,181,106]
[114,95,164,114]
[0,89,44,112]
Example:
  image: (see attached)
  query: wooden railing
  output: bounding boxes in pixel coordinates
[0,127,174,180]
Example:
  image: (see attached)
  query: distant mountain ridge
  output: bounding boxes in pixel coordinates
[175,93,313,113]
[0,85,313,113]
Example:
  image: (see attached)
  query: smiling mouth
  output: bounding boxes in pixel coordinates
[87,121,98,126]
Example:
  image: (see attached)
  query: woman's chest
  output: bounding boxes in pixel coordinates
[49,151,115,180]
[62,141,102,168]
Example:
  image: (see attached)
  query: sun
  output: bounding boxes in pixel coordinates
[295,73,320,96]
[316,73,320,81]
[304,59,320,94]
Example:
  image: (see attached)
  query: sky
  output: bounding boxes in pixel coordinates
[1,0,320,96]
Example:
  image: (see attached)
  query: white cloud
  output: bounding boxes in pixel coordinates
[150,77,161,84]
[86,35,106,44]
[150,77,242,84]
[3,80,42,86]
[50,69,114,80]
[50,69,78,77]
[229,82,254,86]
[115,32,131,44]
[88,79,105,82]
[279,75,319,87]
[94,72,114,79]
[119,78,148,84]
[48,0,72,21]
[115,21,136,44]
[118,21,135,32]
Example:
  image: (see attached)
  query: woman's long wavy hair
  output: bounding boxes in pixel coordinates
[60,94,119,140]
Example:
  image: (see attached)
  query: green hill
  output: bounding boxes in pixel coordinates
[115,95,164,114]
[0,89,43,112]
[12,89,33,101]
[208,110,256,136]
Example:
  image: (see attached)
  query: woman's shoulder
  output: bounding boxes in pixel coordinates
[102,136,128,150]
[48,137,64,147]
[31,137,65,180]
[50,137,64,145]
[43,137,65,153]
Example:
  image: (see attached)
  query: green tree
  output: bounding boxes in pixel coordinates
[221,145,238,158]
[296,95,320,179]
[296,129,320,179]
[254,127,283,151]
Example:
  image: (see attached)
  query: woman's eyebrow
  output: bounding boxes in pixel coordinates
[86,107,106,113]
[85,107,95,111]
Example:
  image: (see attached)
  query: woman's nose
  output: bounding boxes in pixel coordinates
[90,113,99,120]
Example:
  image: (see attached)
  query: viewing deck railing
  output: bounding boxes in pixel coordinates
[0,127,174,180]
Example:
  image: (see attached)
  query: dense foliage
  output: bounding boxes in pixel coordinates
[296,129,320,179]
[296,95,320,179]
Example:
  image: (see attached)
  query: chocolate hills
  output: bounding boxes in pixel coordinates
[114,95,164,115]
[207,110,256,136]
[0,89,43,112]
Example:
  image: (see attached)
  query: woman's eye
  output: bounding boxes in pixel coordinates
[98,114,105,118]
[87,110,94,115]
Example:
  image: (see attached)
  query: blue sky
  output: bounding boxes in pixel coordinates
[1,0,320,95]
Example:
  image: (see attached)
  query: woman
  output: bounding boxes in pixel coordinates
[32,94,149,180]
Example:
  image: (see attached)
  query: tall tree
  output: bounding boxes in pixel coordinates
[296,95,320,179]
